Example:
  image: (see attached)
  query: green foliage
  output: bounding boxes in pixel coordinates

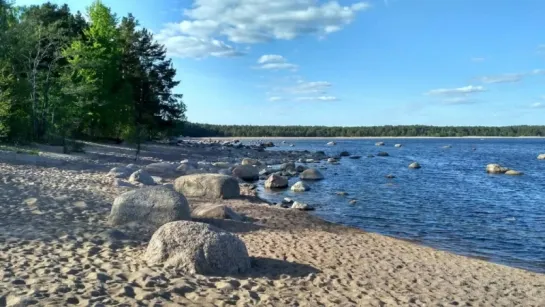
[183,123,545,137]
[0,0,186,150]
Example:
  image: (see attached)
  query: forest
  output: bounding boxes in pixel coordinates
[0,0,185,152]
[183,123,545,138]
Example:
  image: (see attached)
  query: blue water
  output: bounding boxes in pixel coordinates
[258,138,545,273]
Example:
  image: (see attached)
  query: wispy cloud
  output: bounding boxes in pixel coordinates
[531,102,545,109]
[426,85,486,96]
[254,54,298,71]
[295,96,339,102]
[442,97,478,105]
[479,73,524,84]
[268,96,284,102]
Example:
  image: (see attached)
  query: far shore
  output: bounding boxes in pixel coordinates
[190,136,545,140]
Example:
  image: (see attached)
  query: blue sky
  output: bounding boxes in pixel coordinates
[17,0,545,126]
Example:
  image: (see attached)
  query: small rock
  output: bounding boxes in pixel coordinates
[408,162,421,169]
[349,200,357,205]
[282,198,294,204]
[349,155,361,159]
[375,142,385,146]
[385,174,396,179]
[291,181,310,192]
[394,144,402,148]
[377,152,389,157]
[128,170,156,185]
[486,163,509,174]
[326,141,336,146]
[264,174,288,189]
[537,154,545,160]
[505,170,523,176]
[335,191,348,196]
[291,202,314,211]
[300,168,324,180]
[339,151,350,157]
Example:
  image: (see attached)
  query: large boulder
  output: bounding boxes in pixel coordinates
[264,174,288,189]
[291,181,310,192]
[486,164,509,174]
[241,158,262,166]
[145,162,179,177]
[299,168,324,180]
[538,154,545,160]
[144,221,250,275]
[174,174,240,199]
[108,166,132,179]
[129,170,156,185]
[191,204,242,221]
[232,165,259,181]
[109,186,190,228]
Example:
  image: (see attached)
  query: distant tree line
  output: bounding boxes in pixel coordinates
[183,123,545,137]
[0,0,185,152]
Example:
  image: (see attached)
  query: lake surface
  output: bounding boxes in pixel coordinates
[258,138,545,273]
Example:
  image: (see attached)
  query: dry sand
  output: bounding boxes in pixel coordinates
[1,143,544,306]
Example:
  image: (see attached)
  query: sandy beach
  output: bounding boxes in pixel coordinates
[1,141,544,306]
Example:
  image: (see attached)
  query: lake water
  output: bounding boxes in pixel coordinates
[257,138,545,273]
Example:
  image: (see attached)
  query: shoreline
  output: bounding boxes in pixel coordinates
[190,136,545,140]
[1,141,544,305]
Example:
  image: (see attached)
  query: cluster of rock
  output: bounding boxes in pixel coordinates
[486,164,523,176]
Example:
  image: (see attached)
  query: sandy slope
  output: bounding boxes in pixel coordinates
[1,145,545,306]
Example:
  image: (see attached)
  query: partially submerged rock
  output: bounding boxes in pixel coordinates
[174,174,240,199]
[375,142,385,146]
[486,164,509,174]
[300,168,324,180]
[505,170,523,176]
[538,154,545,160]
[144,221,250,275]
[409,162,421,169]
[394,144,402,148]
[326,141,336,146]
[232,165,259,181]
[109,186,190,228]
[264,174,288,189]
[339,151,350,157]
[291,181,310,192]
[291,201,314,211]
[191,204,242,221]
[129,170,156,185]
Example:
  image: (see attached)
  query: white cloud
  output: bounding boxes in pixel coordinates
[156,31,244,58]
[268,96,284,102]
[157,0,370,57]
[480,73,524,84]
[255,54,298,71]
[471,57,485,62]
[296,96,338,101]
[531,102,545,109]
[426,85,486,96]
[288,81,332,94]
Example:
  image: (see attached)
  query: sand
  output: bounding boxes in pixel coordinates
[1,142,544,306]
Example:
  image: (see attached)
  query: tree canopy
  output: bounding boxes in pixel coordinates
[183,123,545,138]
[0,0,185,151]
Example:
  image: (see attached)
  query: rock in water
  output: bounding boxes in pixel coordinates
[129,170,156,185]
[377,152,389,157]
[394,144,402,148]
[144,221,250,275]
[109,186,190,228]
[191,204,242,221]
[174,174,240,199]
[339,151,350,157]
[291,181,310,192]
[349,155,361,159]
[291,202,314,211]
[300,168,324,180]
[408,162,421,169]
[232,165,259,181]
[486,164,509,174]
[375,142,385,146]
[108,166,132,179]
[144,162,179,177]
[326,141,336,146]
[280,162,296,172]
[505,170,523,176]
[327,158,338,163]
[264,174,288,189]
[241,158,262,166]
[538,154,545,160]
